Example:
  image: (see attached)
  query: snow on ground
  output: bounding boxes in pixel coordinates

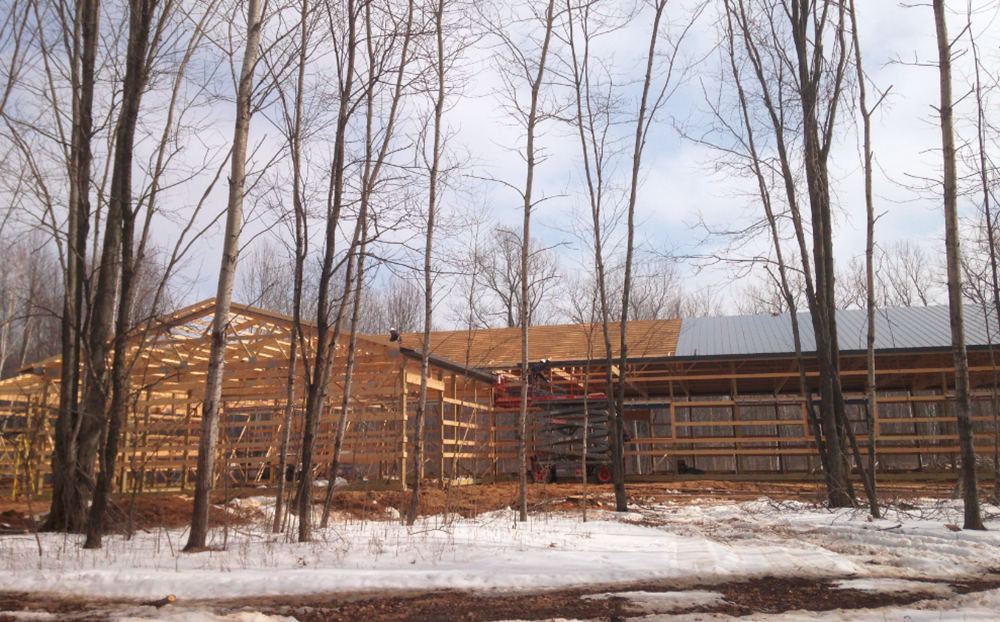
[111,611,297,622]
[0,507,860,600]
[582,589,726,612]
[832,577,954,596]
[627,497,1000,578]
[0,497,997,619]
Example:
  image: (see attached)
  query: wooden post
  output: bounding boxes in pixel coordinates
[801,399,813,474]
[669,380,677,474]
[907,388,924,472]
[182,398,193,491]
[400,359,408,492]
[774,397,785,474]
[731,374,742,475]
[139,391,152,493]
[439,371,451,488]
[941,373,957,470]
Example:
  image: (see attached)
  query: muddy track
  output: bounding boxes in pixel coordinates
[3,575,999,622]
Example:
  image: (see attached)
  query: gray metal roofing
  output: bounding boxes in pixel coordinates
[674,305,998,358]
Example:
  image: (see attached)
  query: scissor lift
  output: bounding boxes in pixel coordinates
[529,403,614,484]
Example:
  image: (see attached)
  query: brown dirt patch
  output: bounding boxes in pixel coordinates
[2,575,998,621]
[235,575,1000,621]
[6,575,990,622]
[275,478,968,522]
[0,494,259,535]
[0,478,972,536]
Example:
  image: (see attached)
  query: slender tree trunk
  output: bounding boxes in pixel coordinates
[295,0,359,543]
[517,0,557,522]
[273,0,310,534]
[320,237,364,528]
[317,0,413,530]
[564,0,619,506]
[406,0,444,527]
[721,3,832,485]
[846,0,881,518]
[298,257,353,541]
[185,0,264,551]
[724,0,854,506]
[789,0,854,507]
[46,0,100,534]
[933,0,984,530]
[84,0,165,549]
[965,0,1000,506]
[614,0,669,513]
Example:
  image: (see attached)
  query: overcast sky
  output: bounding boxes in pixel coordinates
[177,0,1000,320]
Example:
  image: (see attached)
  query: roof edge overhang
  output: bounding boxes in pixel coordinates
[398,347,496,384]
[467,344,992,371]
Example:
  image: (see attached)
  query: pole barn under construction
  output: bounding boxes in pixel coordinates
[1,300,998,497]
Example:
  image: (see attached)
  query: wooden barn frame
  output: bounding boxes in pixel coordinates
[0,300,495,497]
[2,301,999,499]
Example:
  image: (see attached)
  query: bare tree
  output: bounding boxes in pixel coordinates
[0,234,59,377]
[848,0,884,519]
[716,0,863,508]
[236,238,296,314]
[966,1,1000,504]
[293,0,361,542]
[358,277,424,335]
[84,0,180,549]
[478,0,561,521]
[472,225,561,328]
[406,0,456,526]
[269,0,315,534]
[612,0,702,512]
[311,0,417,537]
[186,0,267,551]
[44,0,103,534]
[933,0,984,530]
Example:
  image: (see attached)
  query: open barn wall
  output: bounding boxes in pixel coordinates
[486,348,1000,480]
[0,301,495,498]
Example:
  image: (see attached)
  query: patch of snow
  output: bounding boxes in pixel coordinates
[583,589,725,612]
[833,578,954,597]
[113,611,297,622]
[0,510,859,600]
[310,478,347,489]
[0,613,60,621]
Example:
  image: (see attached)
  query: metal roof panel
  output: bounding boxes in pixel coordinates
[676,305,996,357]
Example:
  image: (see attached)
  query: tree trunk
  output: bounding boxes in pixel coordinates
[847,0,880,519]
[294,0,358,543]
[320,238,365,528]
[45,0,101,534]
[563,0,619,502]
[721,3,832,486]
[406,0,443,527]
[933,0,984,530]
[614,0,669,513]
[84,0,164,549]
[790,0,854,508]
[273,0,309,535]
[517,0,557,523]
[184,0,264,551]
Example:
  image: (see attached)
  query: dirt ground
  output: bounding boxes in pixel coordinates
[2,575,999,622]
[0,477,967,533]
